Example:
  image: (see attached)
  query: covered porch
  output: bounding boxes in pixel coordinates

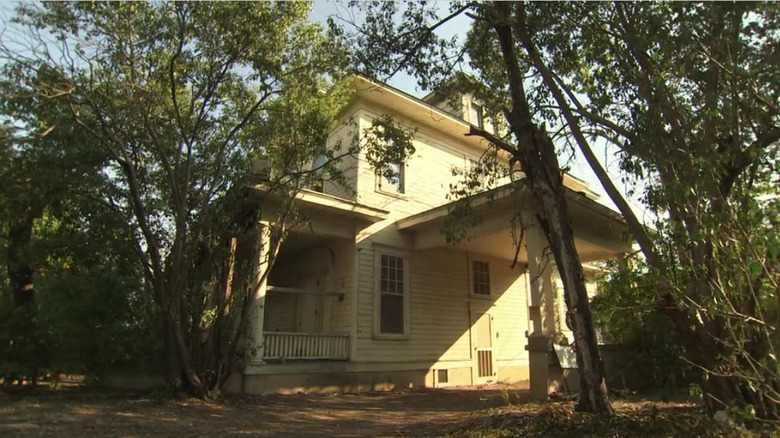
[397,182,631,398]
[261,232,353,363]
[248,189,387,366]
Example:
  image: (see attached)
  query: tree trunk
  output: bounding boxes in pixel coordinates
[163,312,181,385]
[7,211,35,308]
[490,1,614,414]
[523,128,614,415]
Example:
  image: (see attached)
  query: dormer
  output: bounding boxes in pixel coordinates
[422,91,497,135]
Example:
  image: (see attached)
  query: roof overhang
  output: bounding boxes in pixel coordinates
[397,180,631,263]
[249,183,389,224]
[346,76,491,156]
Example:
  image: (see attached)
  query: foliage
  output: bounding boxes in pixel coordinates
[0,1,346,394]
[0,121,159,382]
[591,257,689,390]
[515,2,780,419]
[1,1,416,396]
[0,47,141,382]
[0,262,160,382]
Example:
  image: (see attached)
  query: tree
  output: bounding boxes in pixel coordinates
[0,63,114,382]
[2,1,337,396]
[338,1,614,414]
[2,1,415,396]
[516,2,780,419]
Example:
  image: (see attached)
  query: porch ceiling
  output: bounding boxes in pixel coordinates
[397,182,632,263]
[250,185,390,223]
[250,185,389,240]
[276,232,331,259]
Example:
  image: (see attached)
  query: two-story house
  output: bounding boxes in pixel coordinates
[229,76,629,397]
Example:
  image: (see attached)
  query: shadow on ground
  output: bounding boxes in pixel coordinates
[0,383,531,438]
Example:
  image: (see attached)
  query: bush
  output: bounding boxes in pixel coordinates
[592,257,690,391]
[0,267,162,385]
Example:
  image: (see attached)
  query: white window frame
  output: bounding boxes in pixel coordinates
[376,161,405,195]
[470,103,484,129]
[311,150,328,193]
[470,259,492,298]
[373,247,410,339]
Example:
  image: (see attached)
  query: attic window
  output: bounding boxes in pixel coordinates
[470,103,484,129]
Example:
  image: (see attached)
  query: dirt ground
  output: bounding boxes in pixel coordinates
[3,382,756,438]
[0,383,531,438]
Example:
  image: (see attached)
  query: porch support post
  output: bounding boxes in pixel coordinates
[525,221,556,400]
[249,221,272,365]
[526,222,556,337]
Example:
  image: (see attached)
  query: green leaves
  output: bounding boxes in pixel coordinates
[361,114,417,182]
[768,243,780,260]
[1,1,355,392]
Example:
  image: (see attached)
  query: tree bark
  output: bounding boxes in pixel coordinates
[490,1,614,414]
[523,129,613,415]
[7,210,35,308]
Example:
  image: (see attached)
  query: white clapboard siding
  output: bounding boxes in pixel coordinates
[269,97,531,370]
[322,123,359,201]
[354,246,529,367]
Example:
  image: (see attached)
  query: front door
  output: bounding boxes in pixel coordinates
[470,310,495,384]
[296,276,324,333]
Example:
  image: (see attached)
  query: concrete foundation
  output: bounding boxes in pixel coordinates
[224,362,530,395]
[232,370,427,395]
[99,362,531,395]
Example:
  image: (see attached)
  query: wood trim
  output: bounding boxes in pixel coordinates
[267,285,344,301]
[372,246,411,339]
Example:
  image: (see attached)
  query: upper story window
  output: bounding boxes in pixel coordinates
[472,260,491,296]
[378,161,405,194]
[311,151,327,192]
[470,103,484,129]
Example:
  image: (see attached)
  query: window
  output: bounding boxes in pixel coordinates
[472,260,491,295]
[437,369,449,384]
[378,161,404,194]
[311,151,327,192]
[378,253,406,335]
[470,103,484,129]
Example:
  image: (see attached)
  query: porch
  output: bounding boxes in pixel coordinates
[247,189,388,366]
[258,232,355,363]
[396,182,632,398]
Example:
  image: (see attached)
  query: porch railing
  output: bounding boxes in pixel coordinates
[263,332,350,361]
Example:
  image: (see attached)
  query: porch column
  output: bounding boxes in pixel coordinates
[525,222,557,399]
[526,222,557,336]
[249,221,272,365]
